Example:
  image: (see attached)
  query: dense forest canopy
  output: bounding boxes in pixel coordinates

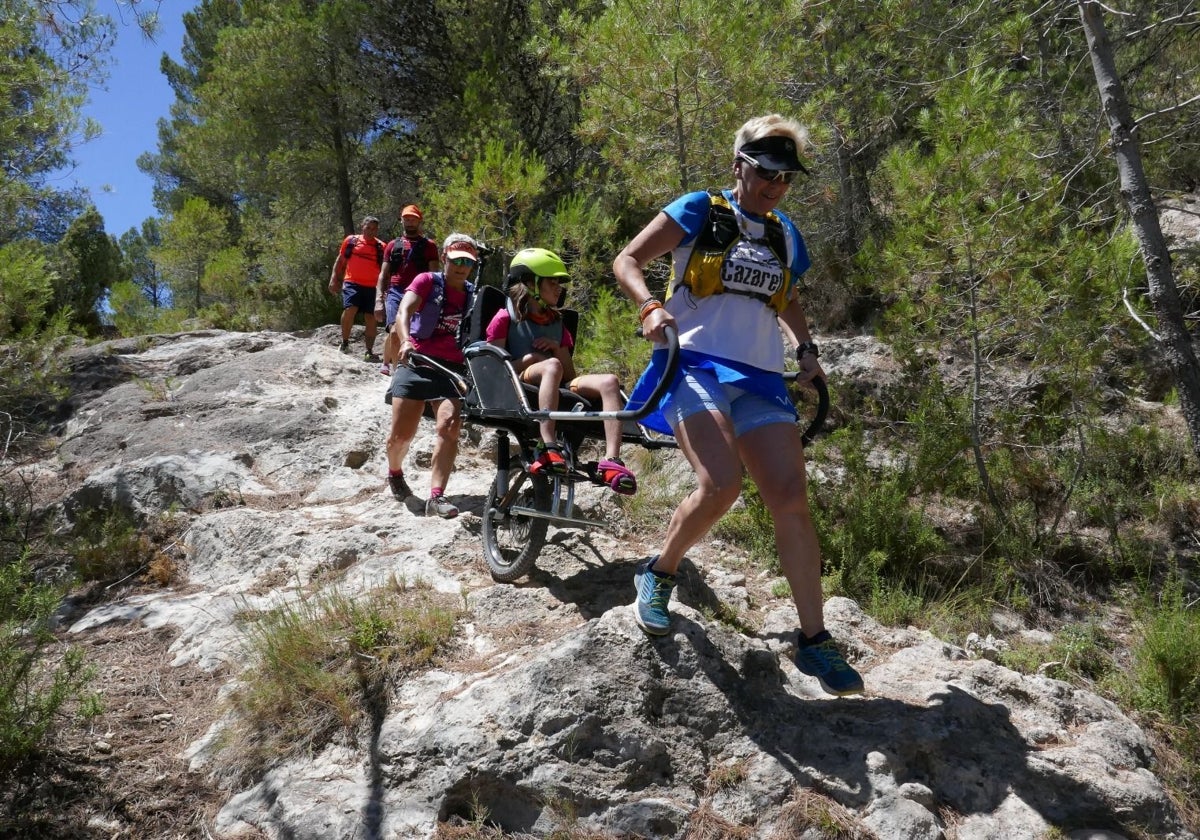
[1,0,1195,338]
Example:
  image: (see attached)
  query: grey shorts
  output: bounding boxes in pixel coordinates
[386,361,467,404]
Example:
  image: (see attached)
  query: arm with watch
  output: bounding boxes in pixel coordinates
[779,299,825,385]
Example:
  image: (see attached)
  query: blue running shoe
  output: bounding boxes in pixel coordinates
[794,630,864,696]
[633,555,676,635]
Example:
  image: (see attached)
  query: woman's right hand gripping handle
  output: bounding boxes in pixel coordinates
[640,304,675,344]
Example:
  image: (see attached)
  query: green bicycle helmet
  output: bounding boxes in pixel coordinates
[507,247,570,307]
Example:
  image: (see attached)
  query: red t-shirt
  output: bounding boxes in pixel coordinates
[340,235,383,287]
[384,235,440,289]
[406,272,468,364]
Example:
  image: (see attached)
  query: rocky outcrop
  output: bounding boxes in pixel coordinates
[32,328,1194,839]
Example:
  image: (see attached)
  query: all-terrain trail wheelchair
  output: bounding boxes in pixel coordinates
[407,283,828,583]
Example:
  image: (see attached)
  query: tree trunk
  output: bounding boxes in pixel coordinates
[326,48,355,235]
[1078,0,1200,461]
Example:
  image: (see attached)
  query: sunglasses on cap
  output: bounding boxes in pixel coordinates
[448,256,477,267]
[736,151,799,184]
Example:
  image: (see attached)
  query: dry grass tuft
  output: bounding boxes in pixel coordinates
[769,787,877,839]
[214,575,462,786]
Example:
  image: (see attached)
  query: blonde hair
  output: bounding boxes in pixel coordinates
[733,114,810,156]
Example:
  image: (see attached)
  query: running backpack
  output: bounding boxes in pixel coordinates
[410,272,475,343]
[343,235,385,267]
[387,235,431,275]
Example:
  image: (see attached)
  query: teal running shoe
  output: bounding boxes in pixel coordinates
[633,555,675,635]
[794,630,864,696]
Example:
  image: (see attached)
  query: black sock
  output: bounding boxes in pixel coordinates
[798,629,832,647]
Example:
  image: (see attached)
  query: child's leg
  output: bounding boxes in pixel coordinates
[571,373,624,459]
[521,357,564,445]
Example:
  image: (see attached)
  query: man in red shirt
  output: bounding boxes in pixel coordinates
[375,204,441,375]
[329,215,384,359]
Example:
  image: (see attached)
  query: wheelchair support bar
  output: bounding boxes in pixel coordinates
[783,373,829,447]
[411,327,827,446]
[403,354,472,397]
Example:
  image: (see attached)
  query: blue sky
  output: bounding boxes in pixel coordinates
[58,1,196,237]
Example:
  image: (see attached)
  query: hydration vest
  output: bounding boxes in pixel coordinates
[505,314,564,361]
[387,235,431,277]
[410,272,475,343]
[343,235,384,267]
[670,191,794,313]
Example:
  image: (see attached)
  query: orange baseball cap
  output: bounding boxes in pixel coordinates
[400,204,423,220]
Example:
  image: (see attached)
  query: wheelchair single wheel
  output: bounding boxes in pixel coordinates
[482,471,552,582]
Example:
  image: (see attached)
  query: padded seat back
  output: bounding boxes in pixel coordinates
[463,284,506,347]
[464,344,527,413]
[461,283,579,354]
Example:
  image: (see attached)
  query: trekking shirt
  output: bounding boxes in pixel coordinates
[484,308,576,361]
[405,271,470,364]
[384,234,440,289]
[339,235,384,287]
[661,189,809,374]
[623,189,809,434]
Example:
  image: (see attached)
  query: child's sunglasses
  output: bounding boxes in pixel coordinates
[448,257,477,267]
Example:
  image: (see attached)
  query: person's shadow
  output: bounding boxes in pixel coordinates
[523,555,1160,835]
[526,553,733,622]
[650,609,1156,836]
[523,536,642,619]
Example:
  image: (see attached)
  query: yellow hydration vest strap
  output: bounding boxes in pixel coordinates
[670,191,793,313]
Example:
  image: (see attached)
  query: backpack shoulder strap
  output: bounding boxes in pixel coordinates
[342,235,358,260]
[457,282,476,346]
[702,191,738,248]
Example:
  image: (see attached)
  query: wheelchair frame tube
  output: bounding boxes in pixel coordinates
[408,326,828,445]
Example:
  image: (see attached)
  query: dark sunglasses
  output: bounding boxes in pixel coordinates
[737,152,798,184]
[448,257,477,267]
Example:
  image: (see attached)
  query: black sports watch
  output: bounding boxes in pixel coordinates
[796,341,820,361]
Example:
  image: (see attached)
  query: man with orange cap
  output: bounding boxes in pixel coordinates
[377,204,441,375]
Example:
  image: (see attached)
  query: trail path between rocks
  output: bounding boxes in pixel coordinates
[9,327,1192,840]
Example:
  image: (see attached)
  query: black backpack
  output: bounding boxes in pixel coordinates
[387,235,431,275]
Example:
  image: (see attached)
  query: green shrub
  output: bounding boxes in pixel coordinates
[976,417,1197,606]
[0,480,94,786]
[68,508,183,586]
[0,244,55,340]
[1149,474,1200,541]
[1072,424,1194,531]
[219,578,461,784]
[906,376,974,496]
[1000,620,1116,684]
[1132,575,1200,721]
[865,579,995,640]
[811,425,947,602]
[1,330,72,457]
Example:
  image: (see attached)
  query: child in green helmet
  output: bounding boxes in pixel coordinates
[485,247,637,494]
